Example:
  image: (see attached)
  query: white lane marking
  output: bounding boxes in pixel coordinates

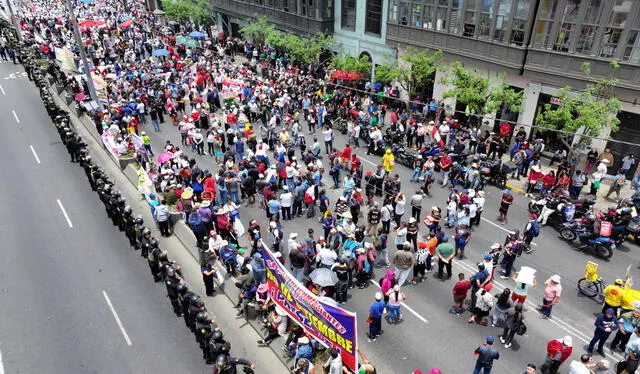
[453,258,622,360]
[0,349,5,374]
[0,85,5,95]
[102,290,133,346]
[480,217,537,246]
[369,280,429,323]
[359,155,378,167]
[12,110,20,123]
[56,199,73,228]
[29,145,41,164]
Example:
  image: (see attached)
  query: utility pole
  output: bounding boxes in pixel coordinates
[5,0,22,42]
[64,0,103,111]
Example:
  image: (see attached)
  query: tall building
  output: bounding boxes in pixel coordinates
[212,0,334,37]
[385,0,640,166]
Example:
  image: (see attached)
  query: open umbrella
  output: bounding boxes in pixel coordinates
[175,36,189,44]
[184,39,200,48]
[78,19,106,29]
[157,152,174,164]
[119,19,133,28]
[74,92,86,101]
[309,268,339,287]
[330,70,349,80]
[104,73,117,80]
[152,48,170,57]
[188,31,206,39]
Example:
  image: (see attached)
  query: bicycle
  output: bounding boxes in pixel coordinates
[577,261,605,303]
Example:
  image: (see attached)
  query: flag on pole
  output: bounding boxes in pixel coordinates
[432,124,444,148]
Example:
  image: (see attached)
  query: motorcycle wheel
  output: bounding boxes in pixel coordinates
[595,245,613,260]
[528,202,542,215]
[559,228,577,242]
[577,278,600,299]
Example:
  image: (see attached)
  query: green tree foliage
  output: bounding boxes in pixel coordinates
[535,61,622,151]
[329,52,372,74]
[442,61,523,116]
[374,64,396,85]
[391,48,442,97]
[240,16,275,45]
[260,26,333,64]
[161,0,213,26]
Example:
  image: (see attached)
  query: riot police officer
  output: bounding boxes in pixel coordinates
[195,311,213,352]
[147,242,162,282]
[212,354,254,374]
[182,290,197,328]
[80,154,97,190]
[113,193,126,231]
[140,228,152,258]
[122,206,136,247]
[164,268,184,317]
[134,216,145,250]
[206,331,231,365]
[186,295,206,332]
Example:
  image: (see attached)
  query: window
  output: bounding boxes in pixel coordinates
[510,0,531,45]
[412,3,422,27]
[553,1,582,51]
[494,0,513,42]
[601,0,633,58]
[478,0,495,38]
[366,0,383,34]
[464,0,478,37]
[533,0,558,48]
[390,0,398,23]
[575,0,602,55]
[341,0,357,29]
[623,3,640,62]
[423,4,435,29]
[450,0,464,34]
[436,0,448,31]
[399,1,410,25]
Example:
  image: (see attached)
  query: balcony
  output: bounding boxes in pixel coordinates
[213,0,334,35]
[386,23,527,74]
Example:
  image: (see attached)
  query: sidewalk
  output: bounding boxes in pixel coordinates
[503,155,635,210]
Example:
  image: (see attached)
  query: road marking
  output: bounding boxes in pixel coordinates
[452,258,622,360]
[29,145,41,164]
[56,199,73,228]
[359,155,378,167]
[12,110,20,123]
[480,217,537,246]
[0,349,5,374]
[0,85,5,95]
[369,280,429,323]
[102,290,133,346]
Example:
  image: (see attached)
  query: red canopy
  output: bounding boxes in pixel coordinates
[78,19,107,29]
[119,19,133,28]
[331,70,363,81]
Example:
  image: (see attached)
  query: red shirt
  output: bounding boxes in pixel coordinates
[542,174,556,188]
[453,280,471,299]
[440,155,452,171]
[341,146,352,160]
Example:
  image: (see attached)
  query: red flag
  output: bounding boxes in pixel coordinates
[432,124,444,148]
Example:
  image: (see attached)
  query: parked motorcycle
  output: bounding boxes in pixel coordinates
[559,217,593,242]
[575,235,615,260]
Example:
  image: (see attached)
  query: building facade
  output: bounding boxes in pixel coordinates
[211,0,334,37]
[385,0,640,165]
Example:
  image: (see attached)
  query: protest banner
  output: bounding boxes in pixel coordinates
[260,241,358,371]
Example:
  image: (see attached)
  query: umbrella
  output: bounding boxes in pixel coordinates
[175,36,189,44]
[184,39,200,48]
[157,152,174,164]
[188,31,206,39]
[78,19,106,29]
[74,92,86,101]
[78,0,94,3]
[119,19,133,28]
[309,268,339,287]
[104,73,117,80]
[152,48,170,57]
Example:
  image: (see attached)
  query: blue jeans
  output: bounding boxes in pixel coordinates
[588,330,611,352]
[229,190,239,204]
[388,304,401,322]
[473,361,492,374]
[151,119,160,132]
[218,190,228,204]
[292,266,305,282]
[411,168,421,181]
[332,174,340,188]
[540,298,553,317]
[138,112,146,124]
[235,152,245,163]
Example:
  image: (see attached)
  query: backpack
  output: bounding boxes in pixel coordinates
[363,258,371,274]
[528,220,540,237]
[516,322,527,335]
[276,227,284,240]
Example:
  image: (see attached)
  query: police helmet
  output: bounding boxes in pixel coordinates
[150,238,159,248]
[190,294,201,304]
[112,190,121,198]
[166,267,175,278]
[65,131,73,136]
[135,215,144,225]
[212,331,224,342]
[158,250,168,260]
[142,228,152,236]
[176,284,187,294]
[214,354,229,370]
[123,206,132,216]
[196,311,208,323]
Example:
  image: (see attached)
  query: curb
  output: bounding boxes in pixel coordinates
[505,182,526,194]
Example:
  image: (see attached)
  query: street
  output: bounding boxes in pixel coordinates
[138,101,640,372]
[0,58,261,374]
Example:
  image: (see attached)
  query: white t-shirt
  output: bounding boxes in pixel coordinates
[568,361,591,374]
[323,129,333,142]
[280,192,293,207]
[395,200,406,215]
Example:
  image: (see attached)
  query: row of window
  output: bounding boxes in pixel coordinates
[341,0,383,35]
[386,0,640,63]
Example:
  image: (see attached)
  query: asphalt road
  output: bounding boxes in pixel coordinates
[139,100,640,372]
[0,61,213,373]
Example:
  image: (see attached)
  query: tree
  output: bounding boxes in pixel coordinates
[265,29,333,65]
[442,61,523,119]
[161,0,213,26]
[390,48,442,97]
[535,61,622,155]
[374,64,396,86]
[240,16,275,45]
[329,52,372,74]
